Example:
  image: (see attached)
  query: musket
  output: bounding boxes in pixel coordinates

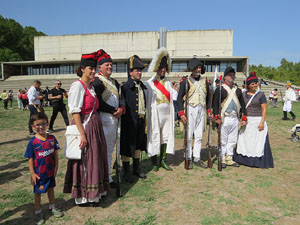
[206,80,213,168]
[114,88,123,197]
[279,90,284,106]
[217,81,223,172]
[184,77,190,170]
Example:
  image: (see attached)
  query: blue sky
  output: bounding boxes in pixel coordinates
[1,0,299,67]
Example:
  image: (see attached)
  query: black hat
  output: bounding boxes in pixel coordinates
[148,48,171,72]
[127,55,145,76]
[80,52,98,67]
[246,72,258,85]
[224,67,235,77]
[97,49,112,65]
[188,58,205,74]
[159,56,168,70]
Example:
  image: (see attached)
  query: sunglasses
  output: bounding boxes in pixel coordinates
[33,123,48,128]
[56,83,62,85]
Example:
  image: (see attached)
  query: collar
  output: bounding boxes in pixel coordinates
[128,77,146,89]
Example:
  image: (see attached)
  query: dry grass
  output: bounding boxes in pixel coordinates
[0,101,299,225]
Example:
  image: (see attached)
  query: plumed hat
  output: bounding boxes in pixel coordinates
[80,51,98,67]
[286,81,292,86]
[187,58,205,74]
[97,49,112,65]
[148,47,171,73]
[224,66,235,77]
[127,55,145,76]
[246,71,258,85]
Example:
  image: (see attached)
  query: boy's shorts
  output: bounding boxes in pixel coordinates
[34,176,56,194]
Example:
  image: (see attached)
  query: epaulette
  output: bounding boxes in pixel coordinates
[179,75,188,83]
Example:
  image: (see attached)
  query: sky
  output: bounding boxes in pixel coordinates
[1,0,300,67]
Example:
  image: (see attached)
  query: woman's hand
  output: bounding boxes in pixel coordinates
[79,134,87,150]
[258,122,264,131]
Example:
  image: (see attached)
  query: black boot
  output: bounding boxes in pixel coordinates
[151,155,159,172]
[122,162,134,183]
[290,112,296,121]
[132,158,147,179]
[282,111,289,120]
[160,144,173,171]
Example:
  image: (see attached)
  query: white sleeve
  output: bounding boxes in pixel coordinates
[27,87,35,104]
[68,81,85,114]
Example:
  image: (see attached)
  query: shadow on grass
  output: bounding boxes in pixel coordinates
[0,159,27,171]
[0,198,74,225]
[170,147,219,167]
[0,137,31,146]
[0,166,28,185]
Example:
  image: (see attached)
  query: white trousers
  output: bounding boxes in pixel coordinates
[17,98,22,109]
[187,104,205,160]
[103,123,117,183]
[221,116,239,156]
[283,101,292,112]
[157,103,171,144]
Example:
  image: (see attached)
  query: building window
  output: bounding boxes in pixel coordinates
[220,62,237,72]
[205,61,220,72]
[171,62,187,72]
[112,63,127,73]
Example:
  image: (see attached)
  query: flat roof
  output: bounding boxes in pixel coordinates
[2,56,248,66]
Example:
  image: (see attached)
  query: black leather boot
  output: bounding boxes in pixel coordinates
[290,112,296,121]
[282,111,289,120]
[122,161,134,183]
[132,158,147,179]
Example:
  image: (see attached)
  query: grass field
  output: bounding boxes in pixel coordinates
[0,100,299,225]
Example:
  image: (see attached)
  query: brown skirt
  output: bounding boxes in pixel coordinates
[63,113,110,199]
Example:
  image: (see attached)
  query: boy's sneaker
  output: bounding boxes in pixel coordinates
[50,207,63,218]
[35,212,45,225]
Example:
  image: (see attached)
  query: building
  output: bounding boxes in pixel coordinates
[1,29,249,80]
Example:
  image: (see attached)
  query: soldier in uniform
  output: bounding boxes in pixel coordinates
[213,67,247,168]
[145,48,175,171]
[177,58,211,169]
[92,49,125,188]
[120,55,147,183]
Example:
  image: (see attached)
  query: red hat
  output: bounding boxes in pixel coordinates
[97,49,112,65]
[246,71,258,85]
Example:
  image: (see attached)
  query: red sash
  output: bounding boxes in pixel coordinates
[153,80,170,102]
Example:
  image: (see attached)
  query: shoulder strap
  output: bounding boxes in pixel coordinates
[77,80,96,129]
[245,90,260,109]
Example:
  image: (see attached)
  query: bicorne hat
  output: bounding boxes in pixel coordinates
[148,47,171,73]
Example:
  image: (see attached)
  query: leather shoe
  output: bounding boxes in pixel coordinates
[193,160,208,169]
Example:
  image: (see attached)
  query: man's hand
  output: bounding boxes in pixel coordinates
[180,115,187,124]
[215,119,221,124]
[56,95,63,99]
[31,173,40,185]
[240,121,247,126]
[113,108,123,118]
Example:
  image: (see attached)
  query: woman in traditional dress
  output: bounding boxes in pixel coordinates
[234,72,274,168]
[63,52,109,205]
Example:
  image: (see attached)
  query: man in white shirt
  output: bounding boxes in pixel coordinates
[27,80,43,135]
[282,81,296,120]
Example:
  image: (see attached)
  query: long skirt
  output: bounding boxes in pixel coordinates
[233,117,274,168]
[63,113,110,204]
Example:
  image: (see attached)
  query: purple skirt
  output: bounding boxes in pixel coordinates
[63,113,110,199]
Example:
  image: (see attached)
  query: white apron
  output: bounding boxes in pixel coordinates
[236,117,268,157]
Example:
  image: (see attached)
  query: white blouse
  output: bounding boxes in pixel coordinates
[68,80,97,114]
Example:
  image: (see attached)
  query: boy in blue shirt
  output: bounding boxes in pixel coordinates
[24,112,63,224]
